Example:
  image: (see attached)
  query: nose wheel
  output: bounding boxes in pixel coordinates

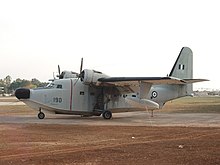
[38,112,45,119]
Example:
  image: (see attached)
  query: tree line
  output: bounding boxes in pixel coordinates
[0,75,48,94]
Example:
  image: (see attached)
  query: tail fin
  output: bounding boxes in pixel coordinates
[169,47,193,94]
[169,47,193,79]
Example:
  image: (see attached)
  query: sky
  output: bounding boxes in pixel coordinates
[0,0,219,90]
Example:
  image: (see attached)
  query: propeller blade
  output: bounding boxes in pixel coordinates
[80,58,83,74]
[58,65,61,76]
[53,72,55,79]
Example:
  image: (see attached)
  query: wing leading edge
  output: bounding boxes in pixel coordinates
[98,77,208,86]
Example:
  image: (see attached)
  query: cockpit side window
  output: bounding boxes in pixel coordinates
[46,83,63,89]
[46,83,55,88]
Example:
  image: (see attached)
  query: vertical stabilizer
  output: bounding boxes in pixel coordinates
[169,47,193,94]
[169,47,193,79]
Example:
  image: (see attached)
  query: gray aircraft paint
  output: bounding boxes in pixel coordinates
[15,47,207,119]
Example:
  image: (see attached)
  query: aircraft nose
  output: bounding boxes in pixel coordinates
[15,88,30,99]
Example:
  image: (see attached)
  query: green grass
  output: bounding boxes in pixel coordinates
[162,96,220,113]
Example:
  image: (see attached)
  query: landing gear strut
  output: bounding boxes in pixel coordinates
[151,110,154,117]
[38,108,45,119]
[102,110,112,119]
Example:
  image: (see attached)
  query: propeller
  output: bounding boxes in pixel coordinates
[57,65,64,79]
[58,65,61,76]
[74,57,84,85]
[78,58,84,80]
[57,58,83,82]
[80,58,83,74]
[53,72,56,80]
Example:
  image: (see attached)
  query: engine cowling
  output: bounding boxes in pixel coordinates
[80,69,109,85]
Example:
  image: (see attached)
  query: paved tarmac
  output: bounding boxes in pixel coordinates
[0,111,219,127]
[0,99,219,127]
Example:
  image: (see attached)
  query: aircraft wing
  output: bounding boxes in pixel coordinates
[98,77,186,86]
[98,77,208,94]
[98,77,185,94]
[98,77,208,86]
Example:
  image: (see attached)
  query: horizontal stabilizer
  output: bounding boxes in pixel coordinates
[183,79,209,83]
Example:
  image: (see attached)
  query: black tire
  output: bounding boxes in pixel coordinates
[38,112,45,119]
[102,110,112,119]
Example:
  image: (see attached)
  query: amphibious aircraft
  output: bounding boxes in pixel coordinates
[15,47,207,119]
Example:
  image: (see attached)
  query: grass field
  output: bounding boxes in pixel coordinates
[162,96,220,113]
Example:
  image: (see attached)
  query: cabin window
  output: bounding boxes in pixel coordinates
[57,84,62,89]
[80,91,84,95]
[123,95,127,98]
[132,94,136,97]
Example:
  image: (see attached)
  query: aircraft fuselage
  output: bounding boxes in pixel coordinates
[17,78,187,117]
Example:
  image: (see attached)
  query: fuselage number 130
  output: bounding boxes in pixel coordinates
[53,97,62,103]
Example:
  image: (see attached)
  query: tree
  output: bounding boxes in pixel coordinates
[31,78,41,87]
[4,75,12,93]
[0,79,5,88]
[31,78,48,87]
[1,76,49,93]
[4,75,11,86]
[9,78,23,91]
[9,79,32,91]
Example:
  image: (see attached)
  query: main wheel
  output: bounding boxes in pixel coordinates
[38,112,45,119]
[102,110,112,119]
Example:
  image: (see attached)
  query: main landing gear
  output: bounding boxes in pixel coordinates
[102,110,112,120]
[38,108,45,119]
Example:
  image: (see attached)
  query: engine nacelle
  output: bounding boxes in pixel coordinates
[81,69,108,85]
